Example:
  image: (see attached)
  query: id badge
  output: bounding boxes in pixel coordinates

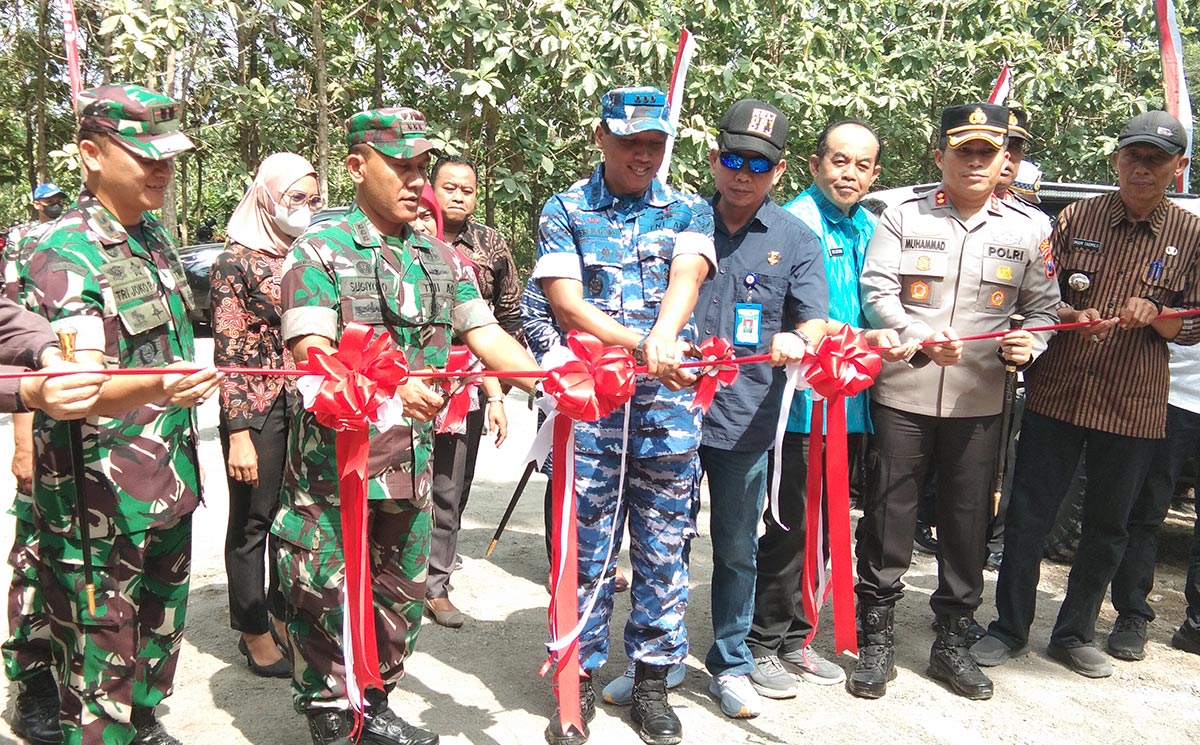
[733,302,762,347]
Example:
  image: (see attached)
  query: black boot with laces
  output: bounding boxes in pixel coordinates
[3,668,60,745]
[847,605,897,699]
[544,675,595,745]
[928,614,994,700]
[630,662,681,745]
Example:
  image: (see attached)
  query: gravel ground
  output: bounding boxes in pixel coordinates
[1,337,1199,745]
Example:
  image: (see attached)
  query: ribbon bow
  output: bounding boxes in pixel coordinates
[435,346,483,434]
[542,330,637,422]
[803,325,881,400]
[299,322,410,431]
[690,336,739,413]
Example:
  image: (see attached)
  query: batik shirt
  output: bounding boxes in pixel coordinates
[449,220,523,343]
[279,204,494,519]
[783,185,877,434]
[21,191,200,546]
[530,165,715,457]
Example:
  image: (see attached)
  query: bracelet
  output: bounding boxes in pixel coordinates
[486,396,505,404]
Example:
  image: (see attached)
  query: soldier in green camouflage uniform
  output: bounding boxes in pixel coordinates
[19,84,221,745]
[279,107,538,745]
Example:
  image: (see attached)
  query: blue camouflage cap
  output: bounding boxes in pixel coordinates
[33,182,62,200]
[600,86,675,137]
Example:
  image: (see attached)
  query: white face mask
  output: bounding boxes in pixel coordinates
[272,202,312,237]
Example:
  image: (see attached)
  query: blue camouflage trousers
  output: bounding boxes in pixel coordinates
[574,450,700,671]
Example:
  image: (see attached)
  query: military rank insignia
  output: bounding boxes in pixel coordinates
[909,280,929,301]
[997,265,1013,281]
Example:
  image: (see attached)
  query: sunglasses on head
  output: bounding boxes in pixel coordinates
[719,151,773,174]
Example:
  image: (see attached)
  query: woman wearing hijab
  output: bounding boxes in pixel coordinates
[211,152,320,676]
[412,185,509,628]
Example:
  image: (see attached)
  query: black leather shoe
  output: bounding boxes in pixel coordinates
[928,615,993,700]
[130,707,182,745]
[631,662,681,745]
[3,669,61,745]
[362,689,439,745]
[914,523,938,555]
[847,606,896,699]
[306,710,355,745]
[544,676,595,744]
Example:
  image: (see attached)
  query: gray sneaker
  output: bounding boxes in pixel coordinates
[749,656,799,699]
[601,660,686,705]
[780,646,845,685]
[1046,644,1113,678]
[969,634,1027,667]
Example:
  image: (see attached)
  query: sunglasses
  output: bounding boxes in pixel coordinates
[281,191,326,210]
[719,151,774,174]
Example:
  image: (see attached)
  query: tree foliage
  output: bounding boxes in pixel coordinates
[0,0,1196,271]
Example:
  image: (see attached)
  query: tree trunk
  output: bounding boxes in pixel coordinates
[312,0,330,197]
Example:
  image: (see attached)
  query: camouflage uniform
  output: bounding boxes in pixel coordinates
[278,107,496,715]
[529,156,715,671]
[20,84,198,745]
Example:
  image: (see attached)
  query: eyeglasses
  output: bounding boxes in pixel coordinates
[719,151,773,174]
[281,191,326,210]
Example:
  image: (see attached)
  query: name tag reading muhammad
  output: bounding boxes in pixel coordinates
[902,237,947,252]
[103,257,159,306]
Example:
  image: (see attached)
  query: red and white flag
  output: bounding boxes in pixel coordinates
[657,28,697,184]
[988,64,1011,105]
[1156,0,1193,193]
[62,0,84,104]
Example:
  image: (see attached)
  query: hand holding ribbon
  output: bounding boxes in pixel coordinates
[435,345,483,434]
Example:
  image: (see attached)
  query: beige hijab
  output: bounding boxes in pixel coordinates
[225,152,317,257]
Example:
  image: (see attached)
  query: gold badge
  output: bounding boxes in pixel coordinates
[935,190,947,207]
[766,251,781,266]
[997,265,1013,281]
[1008,112,1018,126]
[969,108,987,125]
[916,255,931,271]
[909,281,930,301]
[990,290,1006,307]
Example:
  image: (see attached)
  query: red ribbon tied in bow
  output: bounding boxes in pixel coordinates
[803,325,881,399]
[542,330,636,422]
[298,322,410,717]
[435,346,481,434]
[691,336,739,413]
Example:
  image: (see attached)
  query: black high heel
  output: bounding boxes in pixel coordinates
[237,636,292,678]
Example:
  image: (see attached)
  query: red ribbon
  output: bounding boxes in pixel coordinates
[799,327,881,657]
[435,346,481,434]
[540,331,635,737]
[690,337,739,413]
[300,323,410,713]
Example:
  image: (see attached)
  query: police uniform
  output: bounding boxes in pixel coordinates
[852,103,1060,700]
[278,108,493,737]
[21,84,199,744]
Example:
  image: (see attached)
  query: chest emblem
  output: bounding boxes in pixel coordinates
[766,251,781,266]
[909,280,929,301]
[996,265,1013,281]
[915,255,931,271]
[990,290,1006,307]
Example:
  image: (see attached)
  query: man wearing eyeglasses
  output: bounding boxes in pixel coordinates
[532,86,714,745]
[279,107,538,745]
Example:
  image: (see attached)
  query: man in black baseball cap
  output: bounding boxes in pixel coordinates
[1118,110,1188,154]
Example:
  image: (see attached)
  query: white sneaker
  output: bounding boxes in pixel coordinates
[707,673,761,719]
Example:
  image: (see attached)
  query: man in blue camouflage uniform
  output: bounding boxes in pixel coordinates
[279,107,537,745]
[530,86,715,745]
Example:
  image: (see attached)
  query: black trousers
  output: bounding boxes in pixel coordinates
[747,432,815,657]
[428,394,486,598]
[1111,404,1200,623]
[855,404,999,616]
[989,411,1158,649]
[220,394,288,634]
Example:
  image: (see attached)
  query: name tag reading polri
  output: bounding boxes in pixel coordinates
[734,302,762,347]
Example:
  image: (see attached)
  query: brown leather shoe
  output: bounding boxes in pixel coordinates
[425,597,466,628]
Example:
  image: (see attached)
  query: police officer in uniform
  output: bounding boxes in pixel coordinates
[851,103,1060,700]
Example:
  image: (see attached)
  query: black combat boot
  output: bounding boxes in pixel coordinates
[847,605,896,699]
[630,662,681,745]
[362,688,440,745]
[306,709,354,745]
[544,675,595,745]
[3,669,61,745]
[928,614,994,700]
[130,706,182,745]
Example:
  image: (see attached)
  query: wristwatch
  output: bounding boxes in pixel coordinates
[790,328,815,354]
[1141,296,1164,314]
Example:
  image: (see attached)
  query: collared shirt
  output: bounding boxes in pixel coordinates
[21,190,199,542]
[211,241,295,431]
[783,185,878,433]
[279,204,494,517]
[448,220,523,343]
[695,194,827,451]
[1025,192,1200,438]
[2,220,53,303]
[861,186,1060,418]
[0,295,56,413]
[530,164,716,457]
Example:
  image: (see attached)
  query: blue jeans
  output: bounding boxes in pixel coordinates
[699,446,768,677]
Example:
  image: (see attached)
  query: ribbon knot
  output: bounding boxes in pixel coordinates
[542,331,636,422]
[803,325,881,400]
[691,336,739,413]
[300,323,410,431]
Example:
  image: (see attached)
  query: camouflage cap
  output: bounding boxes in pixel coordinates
[344,107,436,159]
[77,84,195,161]
[600,86,675,137]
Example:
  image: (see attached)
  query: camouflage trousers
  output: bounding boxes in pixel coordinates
[275,497,430,712]
[4,510,54,681]
[37,515,192,745]
[573,450,700,671]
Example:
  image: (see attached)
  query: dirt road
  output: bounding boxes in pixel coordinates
[2,338,1198,744]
